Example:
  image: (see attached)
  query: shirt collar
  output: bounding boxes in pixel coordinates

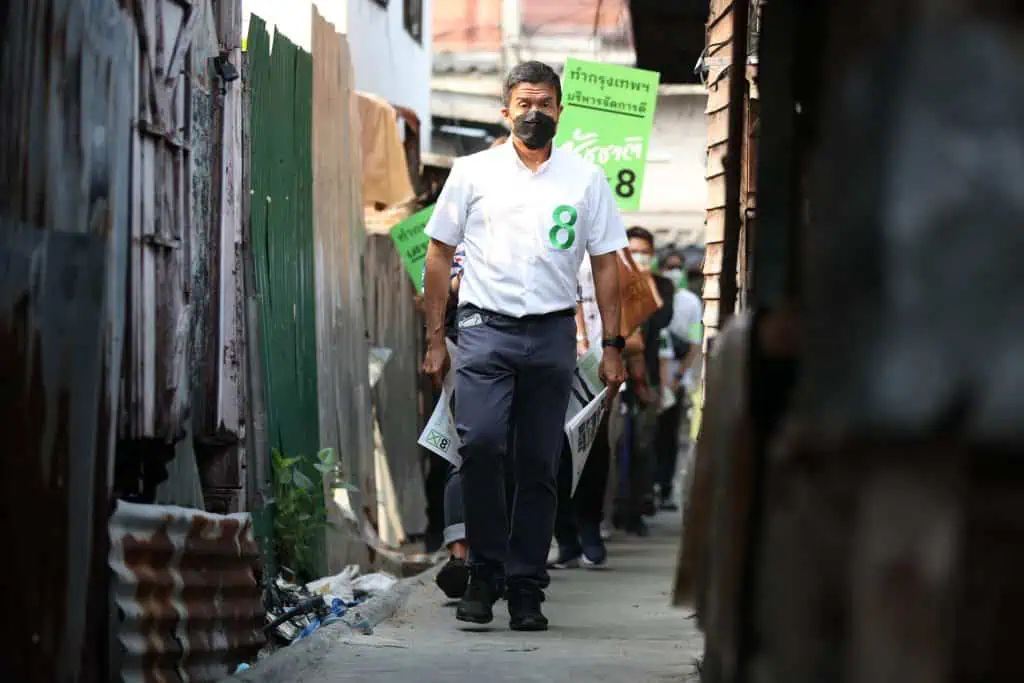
[505,138,555,175]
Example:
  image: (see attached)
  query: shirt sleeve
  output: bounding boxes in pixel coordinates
[688,312,704,345]
[668,291,689,341]
[424,160,469,246]
[685,292,704,344]
[585,170,629,256]
[670,291,705,344]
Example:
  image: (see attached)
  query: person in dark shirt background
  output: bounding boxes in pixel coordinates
[613,226,674,536]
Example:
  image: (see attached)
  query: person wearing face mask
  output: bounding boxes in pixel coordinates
[427,136,520,602]
[655,250,704,510]
[613,227,675,536]
[421,61,628,632]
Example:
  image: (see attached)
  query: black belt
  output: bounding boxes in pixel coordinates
[460,304,575,322]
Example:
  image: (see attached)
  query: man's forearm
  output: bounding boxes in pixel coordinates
[590,252,621,338]
[424,239,456,343]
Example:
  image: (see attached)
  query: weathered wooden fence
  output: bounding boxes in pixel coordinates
[311,8,377,571]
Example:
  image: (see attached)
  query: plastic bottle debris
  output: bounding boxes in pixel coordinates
[264,566,400,645]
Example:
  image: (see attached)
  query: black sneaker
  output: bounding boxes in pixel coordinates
[456,574,500,625]
[507,587,548,632]
[435,556,469,599]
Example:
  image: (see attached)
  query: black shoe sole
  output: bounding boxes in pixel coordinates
[510,618,549,632]
[456,609,494,625]
[436,560,470,599]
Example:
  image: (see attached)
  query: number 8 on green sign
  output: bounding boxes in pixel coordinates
[549,205,577,250]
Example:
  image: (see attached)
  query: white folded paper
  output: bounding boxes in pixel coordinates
[418,348,608,495]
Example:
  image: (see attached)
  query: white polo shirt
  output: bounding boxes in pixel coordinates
[668,287,704,390]
[425,141,628,318]
[669,288,704,346]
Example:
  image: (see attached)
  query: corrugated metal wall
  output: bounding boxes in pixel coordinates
[247,16,327,573]
[0,1,134,680]
[109,502,264,683]
[311,10,377,570]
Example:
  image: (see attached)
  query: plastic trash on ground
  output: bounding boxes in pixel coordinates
[263,566,400,646]
[352,571,398,598]
[305,564,360,604]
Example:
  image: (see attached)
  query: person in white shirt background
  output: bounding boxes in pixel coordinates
[421,61,628,632]
[656,248,704,509]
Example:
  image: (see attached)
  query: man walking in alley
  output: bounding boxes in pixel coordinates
[422,61,628,632]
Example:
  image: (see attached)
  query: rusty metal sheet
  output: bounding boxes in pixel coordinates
[110,501,264,683]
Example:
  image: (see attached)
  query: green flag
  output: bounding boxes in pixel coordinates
[556,59,661,211]
[389,204,436,293]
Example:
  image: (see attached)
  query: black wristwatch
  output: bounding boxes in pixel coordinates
[601,335,626,351]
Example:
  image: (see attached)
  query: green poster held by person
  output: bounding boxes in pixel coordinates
[389,204,436,293]
[555,59,661,212]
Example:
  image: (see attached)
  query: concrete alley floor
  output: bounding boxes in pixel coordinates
[238,511,704,683]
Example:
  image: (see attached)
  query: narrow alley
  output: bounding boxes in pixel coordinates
[10,0,1024,681]
[233,513,701,683]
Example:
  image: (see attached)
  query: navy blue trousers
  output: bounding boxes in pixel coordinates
[454,305,576,589]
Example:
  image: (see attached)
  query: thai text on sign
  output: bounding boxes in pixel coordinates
[389,204,435,293]
[555,59,661,212]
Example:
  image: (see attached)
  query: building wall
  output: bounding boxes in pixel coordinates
[243,0,432,155]
[433,0,630,53]
[625,88,709,247]
[345,0,432,155]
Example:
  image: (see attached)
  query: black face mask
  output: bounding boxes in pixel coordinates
[512,110,557,150]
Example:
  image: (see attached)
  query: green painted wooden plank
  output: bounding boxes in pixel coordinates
[248,19,325,579]
[245,16,276,579]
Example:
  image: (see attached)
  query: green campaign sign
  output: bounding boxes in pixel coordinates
[389,204,435,293]
[556,59,661,212]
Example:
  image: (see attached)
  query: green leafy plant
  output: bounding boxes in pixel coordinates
[269,447,338,582]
